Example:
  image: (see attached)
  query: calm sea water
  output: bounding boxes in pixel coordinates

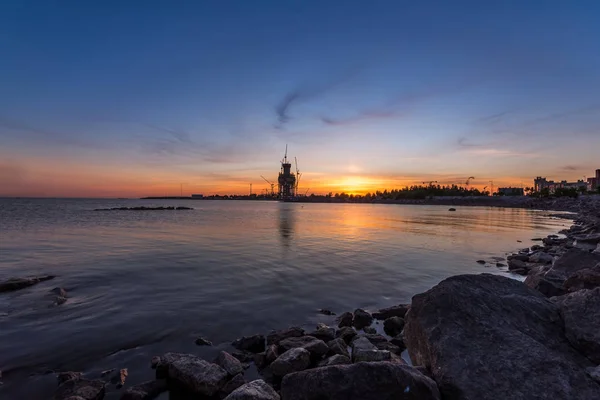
[0,198,570,398]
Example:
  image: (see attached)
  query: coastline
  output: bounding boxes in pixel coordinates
[2,197,599,399]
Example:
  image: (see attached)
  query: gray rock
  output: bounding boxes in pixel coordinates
[383,316,404,337]
[352,309,373,329]
[587,365,600,383]
[372,304,409,320]
[54,378,105,400]
[57,371,83,385]
[327,338,350,358]
[308,326,335,342]
[271,347,311,376]
[529,252,554,264]
[508,258,528,271]
[335,326,356,344]
[266,327,304,346]
[120,379,167,400]
[281,362,440,400]
[230,350,255,363]
[574,233,600,244]
[51,287,68,297]
[564,263,600,292]
[279,336,329,358]
[508,253,529,262]
[265,344,279,365]
[215,351,244,376]
[353,333,388,345]
[232,334,265,353]
[362,326,376,334]
[219,374,246,398]
[350,337,376,362]
[558,288,600,363]
[224,379,280,400]
[318,308,336,315]
[318,354,351,367]
[374,341,402,355]
[476,259,486,264]
[390,334,405,349]
[0,275,55,293]
[167,354,228,396]
[405,274,600,399]
[336,312,353,328]
[353,349,393,363]
[496,262,506,267]
[253,352,267,370]
[195,336,212,346]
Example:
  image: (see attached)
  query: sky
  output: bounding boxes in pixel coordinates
[1,0,599,197]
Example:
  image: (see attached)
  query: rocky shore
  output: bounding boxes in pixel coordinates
[4,196,600,399]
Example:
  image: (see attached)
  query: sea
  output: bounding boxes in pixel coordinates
[0,198,571,398]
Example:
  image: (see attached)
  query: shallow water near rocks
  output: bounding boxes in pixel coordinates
[0,198,570,398]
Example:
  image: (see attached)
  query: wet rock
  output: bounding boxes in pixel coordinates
[51,287,68,297]
[531,244,543,251]
[279,336,329,358]
[266,327,304,346]
[281,362,441,400]
[353,333,388,345]
[232,334,265,353]
[508,258,528,271]
[353,349,395,363]
[564,265,600,292]
[362,326,376,334]
[404,274,600,399]
[336,311,353,328]
[320,355,351,367]
[529,251,554,264]
[372,304,409,320]
[215,351,244,376]
[335,326,356,344]
[120,379,167,400]
[558,288,600,363]
[54,378,105,400]
[374,341,402,355]
[195,336,212,346]
[230,350,255,363]
[308,325,335,342]
[352,309,373,329]
[508,253,529,262]
[57,371,83,385]
[350,337,375,362]
[476,259,486,264]
[318,308,335,315]
[448,208,456,211]
[265,344,279,365]
[155,352,186,379]
[271,348,311,376]
[383,316,404,337]
[543,237,569,246]
[0,275,55,293]
[167,354,228,396]
[100,369,115,377]
[496,262,506,267]
[390,334,405,349]
[532,237,543,241]
[219,374,246,398]
[574,233,600,245]
[223,379,280,400]
[327,338,350,358]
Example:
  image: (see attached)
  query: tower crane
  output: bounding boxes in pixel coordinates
[260,175,275,197]
[295,157,302,194]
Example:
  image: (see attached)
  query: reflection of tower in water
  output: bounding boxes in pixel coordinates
[278,204,295,247]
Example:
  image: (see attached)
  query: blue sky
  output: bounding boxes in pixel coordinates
[1,0,599,196]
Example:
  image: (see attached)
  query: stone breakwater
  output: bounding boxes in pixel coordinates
[6,196,600,399]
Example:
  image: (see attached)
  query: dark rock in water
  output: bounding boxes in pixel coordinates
[543,237,568,246]
[281,362,440,400]
[529,251,554,264]
[271,347,311,377]
[335,326,357,344]
[531,244,543,251]
[220,374,246,399]
[195,336,212,346]
[215,351,244,376]
[327,338,350,358]
[318,308,336,315]
[564,264,600,292]
[232,334,265,353]
[404,274,600,399]
[167,353,228,396]
[120,379,167,400]
[448,208,456,211]
[57,371,83,385]
[53,296,67,306]
[389,334,405,350]
[496,262,506,267]
[265,344,279,365]
[362,326,376,334]
[0,275,55,293]
[354,333,389,345]
[318,354,350,367]
[532,237,544,241]
[383,316,404,337]
[94,206,193,211]
[352,309,373,329]
[51,287,68,297]
[54,378,105,400]
[476,259,486,264]
[279,336,329,358]
[558,287,600,364]
[374,341,402,355]
[266,327,304,346]
[372,304,409,320]
[100,368,115,377]
[336,311,353,328]
[508,253,529,262]
[574,233,600,245]
[223,379,280,400]
[517,240,522,243]
[308,325,335,342]
[230,350,255,363]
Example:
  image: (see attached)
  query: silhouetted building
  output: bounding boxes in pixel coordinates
[534,177,587,193]
[191,194,204,199]
[498,187,524,196]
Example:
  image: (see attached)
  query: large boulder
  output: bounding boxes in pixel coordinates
[309,325,335,342]
[336,312,353,328]
[405,274,600,399]
[224,379,280,400]
[232,334,266,353]
[318,354,351,367]
[335,327,356,344]
[529,252,554,264]
[215,351,244,376]
[383,316,404,337]
[280,362,440,400]
[220,374,246,398]
[279,336,329,358]
[558,287,600,364]
[54,378,105,400]
[167,354,228,396]
[564,263,600,292]
[372,304,410,320]
[327,338,350,358]
[120,380,167,400]
[270,347,311,376]
[352,309,373,329]
[266,327,304,346]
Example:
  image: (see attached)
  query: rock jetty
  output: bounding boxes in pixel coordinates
[93,206,193,211]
